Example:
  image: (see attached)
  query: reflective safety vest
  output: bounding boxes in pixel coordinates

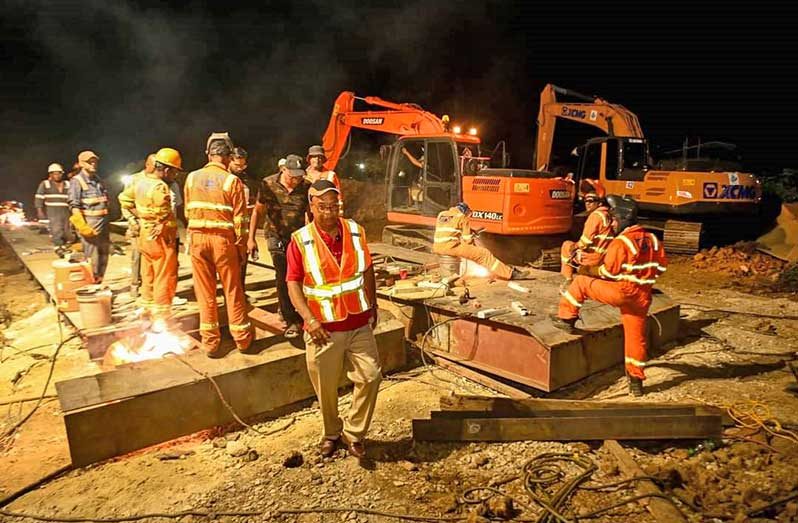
[70,172,109,218]
[598,225,667,287]
[35,179,70,211]
[578,206,614,254]
[185,162,248,239]
[432,207,473,253]
[292,219,372,323]
[131,175,175,229]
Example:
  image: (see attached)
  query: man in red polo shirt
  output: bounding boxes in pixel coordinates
[286,180,381,459]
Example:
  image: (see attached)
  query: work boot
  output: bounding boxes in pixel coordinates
[342,436,366,459]
[510,267,532,280]
[628,377,644,397]
[549,314,577,334]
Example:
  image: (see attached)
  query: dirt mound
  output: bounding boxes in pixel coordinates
[342,179,387,240]
[692,242,788,281]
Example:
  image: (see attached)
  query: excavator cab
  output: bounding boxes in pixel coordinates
[386,136,480,217]
[576,137,650,184]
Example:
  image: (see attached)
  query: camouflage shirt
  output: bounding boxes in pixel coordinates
[257,173,311,242]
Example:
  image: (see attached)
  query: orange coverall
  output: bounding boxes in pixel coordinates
[185,162,252,353]
[560,205,614,279]
[119,174,177,316]
[558,225,667,379]
[432,207,513,279]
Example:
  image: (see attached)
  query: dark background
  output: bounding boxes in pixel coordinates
[1,0,795,210]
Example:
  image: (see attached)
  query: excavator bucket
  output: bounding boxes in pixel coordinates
[757,203,798,262]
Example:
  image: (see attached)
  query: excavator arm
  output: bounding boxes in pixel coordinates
[321,91,448,170]
[534,84,645,171]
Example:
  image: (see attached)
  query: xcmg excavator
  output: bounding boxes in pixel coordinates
[321,91,575,263]
[534,83,764,253]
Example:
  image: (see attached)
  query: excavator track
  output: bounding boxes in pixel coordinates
[641,216,765,255]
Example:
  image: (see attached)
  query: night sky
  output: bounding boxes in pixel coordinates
[1,0,794,207]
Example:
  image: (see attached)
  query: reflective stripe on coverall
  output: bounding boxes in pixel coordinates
[558,225,667,379]
[560,206,614,279]
[432,207,513,279]
[122,174,177,315]
[185,162,252,352]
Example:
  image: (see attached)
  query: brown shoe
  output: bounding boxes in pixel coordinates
[320,438,339,458]
[345,439,366,459]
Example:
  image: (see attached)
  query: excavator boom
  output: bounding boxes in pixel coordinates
[534,83,644,170]
[322,91,448,170]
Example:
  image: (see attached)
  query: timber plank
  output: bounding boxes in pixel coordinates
[429,407,701,419]
[412,414,723,441]
[605,440,687,523]
[439,394,723,416]
[58,319,404,413]
[368,242,438,266]
[60,320,405,466]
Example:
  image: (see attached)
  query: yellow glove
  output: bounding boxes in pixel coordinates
[69,213,98,238]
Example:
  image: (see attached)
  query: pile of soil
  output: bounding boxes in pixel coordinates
[692,242,788,281]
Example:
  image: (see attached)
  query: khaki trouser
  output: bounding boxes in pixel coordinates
[304,324,382,443]
[434,242,513,279]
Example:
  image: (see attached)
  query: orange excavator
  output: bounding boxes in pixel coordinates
[534,84,764,253]
[321,91,575,262]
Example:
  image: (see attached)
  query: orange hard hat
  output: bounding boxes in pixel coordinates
[154,147,183,170]
[580,178,606,200]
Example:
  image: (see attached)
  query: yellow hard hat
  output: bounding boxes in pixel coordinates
[154,147,183,170]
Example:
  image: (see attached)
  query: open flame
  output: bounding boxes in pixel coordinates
[0,211,26,227]
[105,319,193,366]
[461,259,492,279]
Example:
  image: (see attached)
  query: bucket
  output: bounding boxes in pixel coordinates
[76,285,113,329]
[437,254,461,277]
[52,259,94,312]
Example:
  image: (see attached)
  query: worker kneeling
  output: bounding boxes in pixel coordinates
[433,202,529,280]
[120,148,182,318]
[551,195,667,397]
[560,179,613,282]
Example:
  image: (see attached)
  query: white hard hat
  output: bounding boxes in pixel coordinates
[47,163,64,173]
[278,158,287,167]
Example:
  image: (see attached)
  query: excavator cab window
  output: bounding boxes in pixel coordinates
[423,140,457,214]
[580,142,602,180]
[389,139,425,212]
[619,139,647,181]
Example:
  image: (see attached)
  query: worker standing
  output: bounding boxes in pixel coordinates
[560,180,614,282]
[552,196,667,396]
[68,150,110,283]
[229,147,257,294]
[119,153,156,299]
[248,154,311,338]
[119,148,181,317]
[306,145,343,215]
[433,202,529,280]
[287,180,381,459]
[185,133,252,357]
[35,163,73,255]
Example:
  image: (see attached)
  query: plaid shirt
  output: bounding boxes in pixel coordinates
[256,173,311,242]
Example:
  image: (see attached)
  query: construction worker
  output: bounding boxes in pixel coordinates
[306,145,343,215]
[229,147,257,294]
[560,179,614,282]
[35,163,73,255]
[119,153,156,298]
[185,133,252,357]
[119,148,181,317]
[433,202,529,280]
[248,154,311,339]
[68,150,110,283]
[286,180,381,459]
[552,196,667,397]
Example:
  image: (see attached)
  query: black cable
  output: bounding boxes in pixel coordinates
[1,333,79,444]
